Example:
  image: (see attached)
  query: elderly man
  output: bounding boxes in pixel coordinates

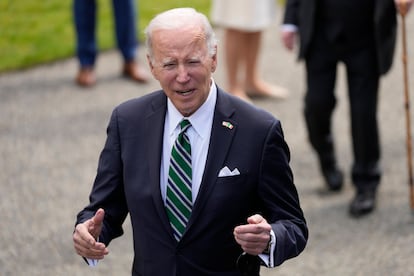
[73,8,308,275]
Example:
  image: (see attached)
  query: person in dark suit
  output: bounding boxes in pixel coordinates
[281,0,412,217]
[73,7,308,275]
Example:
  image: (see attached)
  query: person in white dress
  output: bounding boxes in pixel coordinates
[211,0,288,102]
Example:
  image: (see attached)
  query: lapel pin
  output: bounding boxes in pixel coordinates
[222,121,234,129]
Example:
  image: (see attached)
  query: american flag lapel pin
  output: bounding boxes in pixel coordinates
[222,121,234,129]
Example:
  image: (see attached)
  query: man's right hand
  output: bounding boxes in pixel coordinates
[281,30,297,51]
[73,208,109,260]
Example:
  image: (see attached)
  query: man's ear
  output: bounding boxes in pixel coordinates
[211,46,218,73]
[146,55,157,79]
[146,55,154,71]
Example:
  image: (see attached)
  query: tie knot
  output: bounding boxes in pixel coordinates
[180,119,191,132]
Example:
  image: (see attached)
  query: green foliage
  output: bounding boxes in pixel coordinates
[0,0,209,73]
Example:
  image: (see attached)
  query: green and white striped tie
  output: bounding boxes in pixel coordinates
[166,119,192,241]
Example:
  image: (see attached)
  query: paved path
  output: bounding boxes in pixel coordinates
[1,8,414,276]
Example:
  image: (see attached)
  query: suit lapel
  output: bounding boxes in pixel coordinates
[145,93,175,238]
[186,89,237,231]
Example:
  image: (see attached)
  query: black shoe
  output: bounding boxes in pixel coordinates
[322,167,343,191]
[349,188,376,218]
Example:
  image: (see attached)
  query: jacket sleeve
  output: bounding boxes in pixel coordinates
[75,107,128,246]
[283,0,300,25]
[259,120,308,266]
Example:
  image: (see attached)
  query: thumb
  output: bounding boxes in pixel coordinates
[247,214,266,225]
[89,208,105,238]
[92,208,105,225]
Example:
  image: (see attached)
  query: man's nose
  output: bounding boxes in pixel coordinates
[176,64,190,82]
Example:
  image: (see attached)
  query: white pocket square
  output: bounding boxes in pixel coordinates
[218,166,240,177]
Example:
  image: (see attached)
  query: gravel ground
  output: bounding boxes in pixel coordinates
[1,8,414,276]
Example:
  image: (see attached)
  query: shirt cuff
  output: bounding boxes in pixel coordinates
[258,230,276,267]
[86,258,98,267]
[281,24,298,33]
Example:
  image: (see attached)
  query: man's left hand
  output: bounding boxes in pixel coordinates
[234,214,272,255]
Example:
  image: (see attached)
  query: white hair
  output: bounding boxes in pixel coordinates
[144,8,218,59]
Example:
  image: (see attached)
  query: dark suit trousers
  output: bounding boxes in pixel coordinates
[303,28,381,189]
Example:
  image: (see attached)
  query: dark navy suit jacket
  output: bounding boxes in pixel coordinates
[283,0,397,75]
[76,88,308,275]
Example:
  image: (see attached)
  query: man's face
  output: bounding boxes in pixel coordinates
[147,26,217,117]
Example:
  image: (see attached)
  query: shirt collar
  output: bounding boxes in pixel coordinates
[167,79,217,138]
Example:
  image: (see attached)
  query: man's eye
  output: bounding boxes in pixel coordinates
[163,63,176,69]
[188,60,200,66]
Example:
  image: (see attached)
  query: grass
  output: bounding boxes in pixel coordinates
[0,0,210,73]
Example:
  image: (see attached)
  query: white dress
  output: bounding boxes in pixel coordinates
[210,0,276,32]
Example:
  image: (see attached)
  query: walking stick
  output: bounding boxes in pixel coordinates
[399,2,414,211]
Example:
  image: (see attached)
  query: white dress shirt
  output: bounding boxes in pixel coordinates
[160,80,216,204]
